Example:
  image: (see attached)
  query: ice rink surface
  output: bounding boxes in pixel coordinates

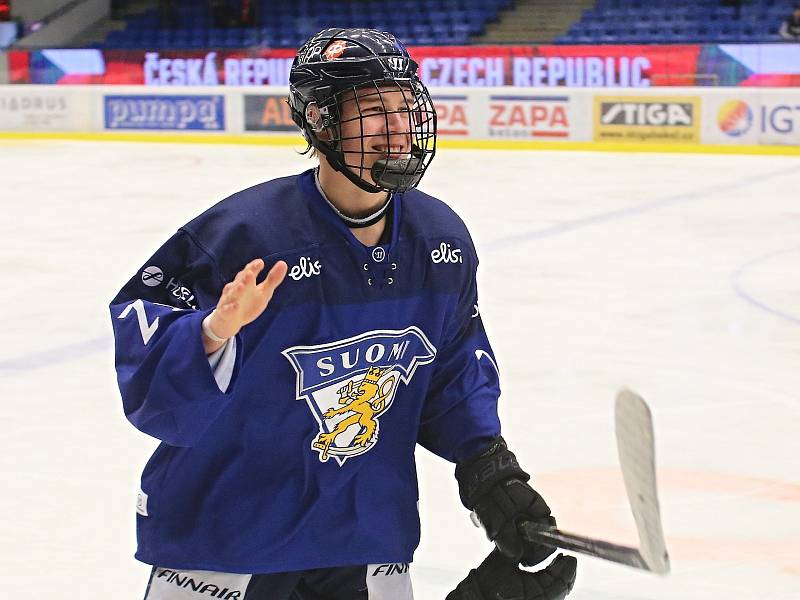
[0,139,798,599]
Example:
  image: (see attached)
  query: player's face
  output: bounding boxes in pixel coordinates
[337,84,415,184]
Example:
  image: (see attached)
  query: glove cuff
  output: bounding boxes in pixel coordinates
[455,436,530,509]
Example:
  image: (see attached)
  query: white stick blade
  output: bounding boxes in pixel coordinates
[615,389,670,575]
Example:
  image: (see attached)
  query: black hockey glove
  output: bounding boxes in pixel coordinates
[446,550,577,600]
[455,437,556,565]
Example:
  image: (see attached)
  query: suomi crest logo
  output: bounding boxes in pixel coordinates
[283,327,436,465]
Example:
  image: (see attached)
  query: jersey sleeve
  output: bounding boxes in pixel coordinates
[109,229,242,447]
[417,249,502,463]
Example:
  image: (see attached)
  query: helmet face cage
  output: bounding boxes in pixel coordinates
[289,29,438,194]
[318,78,436,194]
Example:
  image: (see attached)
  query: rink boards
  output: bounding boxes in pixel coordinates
[0,84,799,154]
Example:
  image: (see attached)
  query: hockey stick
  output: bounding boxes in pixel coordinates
[518,389,670,575]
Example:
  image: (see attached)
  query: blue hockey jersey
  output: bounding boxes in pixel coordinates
[110,168,502,574]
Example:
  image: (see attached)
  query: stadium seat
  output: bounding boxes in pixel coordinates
[97,0,779,49]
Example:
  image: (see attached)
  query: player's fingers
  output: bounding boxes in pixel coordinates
[258,261,288,295]
[231,261,257,289]
[244,258,264,282]
[242,269,256,287]
[223,280,243,300]
[247,258,265,274]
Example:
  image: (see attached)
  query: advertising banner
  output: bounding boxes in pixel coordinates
[485,94,572,139]
[9,49,295,86]
[704,93,800,146]
[243,94,295,131]
[744,100,800,145]
[431,94,470,137]
[9,44,800,88]
[3,83,796,150]
[104,94,225,130]
[0,88,77,130]
[0,22,16,48]
[416,45,697,88]
[593,96,701,144]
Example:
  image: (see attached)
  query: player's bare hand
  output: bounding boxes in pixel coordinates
[205,259,287,344]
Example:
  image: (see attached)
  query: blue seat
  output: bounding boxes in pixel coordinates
[452,22,471,37]
[411,23,431,36]
[669,32,693,42]
[391,24,411,37]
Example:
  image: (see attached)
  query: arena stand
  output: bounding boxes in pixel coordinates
[93,0,793,49]
[100,0,511,49]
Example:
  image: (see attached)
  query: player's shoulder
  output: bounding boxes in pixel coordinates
[401,187,473,245]
[195,172,306,222]
[177,171,315,273]
[183,172,310,242]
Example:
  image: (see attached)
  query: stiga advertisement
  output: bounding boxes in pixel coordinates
[104,95,225,130]
[594,96,700,144]
[243,94,295,131]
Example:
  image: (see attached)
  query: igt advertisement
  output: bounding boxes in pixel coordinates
[9,44,800,88]
[705,94,800,146]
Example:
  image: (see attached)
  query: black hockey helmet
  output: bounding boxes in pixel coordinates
[289,28,437,194]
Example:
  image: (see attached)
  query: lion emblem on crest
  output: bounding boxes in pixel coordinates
[313,366,397,461]
[283,327,436,465]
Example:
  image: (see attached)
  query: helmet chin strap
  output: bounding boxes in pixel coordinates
[314,168,393,229]
[314,135,384,194]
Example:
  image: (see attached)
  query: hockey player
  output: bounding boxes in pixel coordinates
[110,28,576,599]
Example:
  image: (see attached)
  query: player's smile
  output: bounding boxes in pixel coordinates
[373,143,408,159]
